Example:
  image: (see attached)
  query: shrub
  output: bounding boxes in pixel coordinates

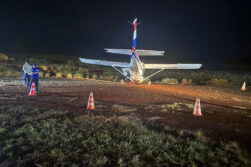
[73,73,83,79]
[0,64,21,77]
[67,59,77,67]
[100,75,114,81]
[40,65,48,71]
[66,73,73,79]
[157,78,178,84]
[182,78,192,85]
[45,73,50,77]
[53,64,65,73]
[92,74,97,79]
[39,71,44,77]
[77,68,88,75]
[0,53,9,60]
[206,78,231,86]
[4,69,21,77]
[194,130,208,143]
[29,58,48,65]
[66,59,79,72]
[56,73,63,78]
[0,66,8,74]
[146,70,251,86]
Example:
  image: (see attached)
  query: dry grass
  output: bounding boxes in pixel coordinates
[182,78,192,85]
[111,104,137,113]
[73,73,83,79]
[156,78,178,84]
[45,73,50,77]
[160,102,194,112]
[39,71,44,77]
[56,72,63,78]
[206,78,231,86]
[92,74,97,79]
[39,65,48,71]
[194,130,208,143]
[66,73,73,79]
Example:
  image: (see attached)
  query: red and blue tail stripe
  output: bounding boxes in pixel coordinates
[133,18,137,48]
[130,18,143,71]
[132,47,143,71]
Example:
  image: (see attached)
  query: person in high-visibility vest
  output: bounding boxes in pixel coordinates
[29,63,40,94]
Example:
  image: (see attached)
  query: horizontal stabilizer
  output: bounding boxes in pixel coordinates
[79,58,130,68]
[136,49,164,56]
[105,49,131,55]
[144,63,202,69]
[104,48,164,56]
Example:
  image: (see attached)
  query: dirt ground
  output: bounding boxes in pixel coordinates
[1,77,251,152]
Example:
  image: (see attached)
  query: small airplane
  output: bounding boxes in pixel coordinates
[79,18,202,84]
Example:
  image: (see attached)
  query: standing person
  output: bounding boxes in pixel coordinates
[22,60,32,87]
[29,63,40,94]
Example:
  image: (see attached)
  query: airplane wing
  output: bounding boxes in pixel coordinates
[136,49,164,56]
[79,58,131,68]
[104,48,164,56]
[104,49,131,55]
[144,64,202,69]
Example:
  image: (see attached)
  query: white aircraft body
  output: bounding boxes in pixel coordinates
[79,18,202,83]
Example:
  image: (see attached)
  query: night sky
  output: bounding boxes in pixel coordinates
[0,0,250,67]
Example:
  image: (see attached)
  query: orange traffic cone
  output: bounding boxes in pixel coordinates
[241,82,246,91]
[29,82,36,96]
[193,98,202,116]
[87,91,95,110]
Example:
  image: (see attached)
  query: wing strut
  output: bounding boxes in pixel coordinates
[142,68,166,82]
[112,66,133,82]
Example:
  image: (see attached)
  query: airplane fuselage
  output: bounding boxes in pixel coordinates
[128,52,144,83]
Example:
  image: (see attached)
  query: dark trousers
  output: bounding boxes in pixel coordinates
[29,79,39,93]
[23,73,30,86]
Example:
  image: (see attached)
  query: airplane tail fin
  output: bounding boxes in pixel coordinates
[132,18,137,48]
[130,18,143,70]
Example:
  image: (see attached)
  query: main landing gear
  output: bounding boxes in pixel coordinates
[120,79,125,84]
[120,79,133,85]
[147,80,151,87]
